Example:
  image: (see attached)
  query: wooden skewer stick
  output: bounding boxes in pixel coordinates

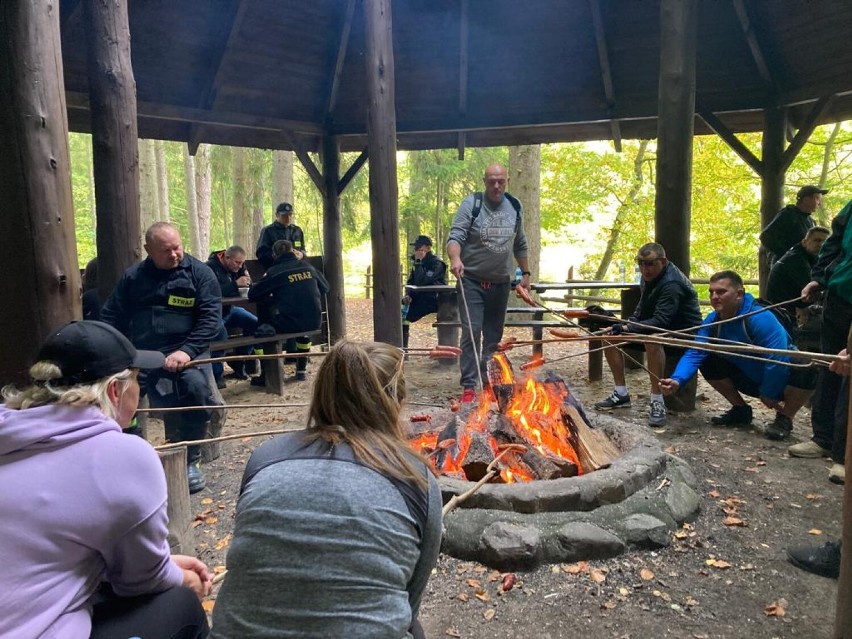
[137,402,309,413]
[154,427,294,451]
[188,347,458,368]
[441,447,520,517]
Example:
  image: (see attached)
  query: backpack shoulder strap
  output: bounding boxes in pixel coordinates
[505,192,523,231]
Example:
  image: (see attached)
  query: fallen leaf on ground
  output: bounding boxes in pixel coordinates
[809,528,823,535]
[723,516,745,527]
[466,578,481,588]
[765,599,788,617]
[483,609,495,621]
[474,589,489,602]
[201,498,213,505]
[456,593,468,602]
[590,569,607,583]
[640,568,655,581]
[445,628,461,638]
[708,490,720,498]
[563,562,588,574]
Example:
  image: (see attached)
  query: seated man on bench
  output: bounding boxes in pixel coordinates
[594,242,702,428]
[248,240,329,384]
[402,235,447,350]
[660,270,814,441]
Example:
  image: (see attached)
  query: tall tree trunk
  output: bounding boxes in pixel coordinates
[87,146,97,234]
[232,146,251,250]
[595,140,650,279]
[138,138,159,248]
[183,145,200,255]
[817,122,841,226]
[273,150,294,207]
[251,149,266,250]
[509,145,541,280]
[155,139,170,221]
[194,143,212,258]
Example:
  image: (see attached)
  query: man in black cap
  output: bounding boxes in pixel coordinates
[402,235,447,350]
[256,202,307,270]
[760,184,829,264]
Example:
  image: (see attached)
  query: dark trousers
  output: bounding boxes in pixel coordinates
[811,292,852,463]
[141,365,215,463]
[458,277,510,389]
[90,585,208,639]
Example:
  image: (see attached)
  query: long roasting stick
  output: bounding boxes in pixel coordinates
[137,402,310,413]
[441,447,519,517]
[187,346,460,368]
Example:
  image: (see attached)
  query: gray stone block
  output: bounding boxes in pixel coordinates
[481,521,542,570]
[555,521,625,561]
[619,513,670,548]
[665,477,701,523]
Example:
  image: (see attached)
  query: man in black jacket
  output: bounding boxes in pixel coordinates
[594,242,702,428]
[255,202,307,269]
[760,185,828,264]
[249,240,329,382]
[206,246,258,384]
[402,235,447,350]
[101,222,221,493]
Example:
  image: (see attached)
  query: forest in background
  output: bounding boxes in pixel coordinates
[68,121,852,296]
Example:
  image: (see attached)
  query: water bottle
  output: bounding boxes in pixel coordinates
[513,266,522,286]
[633,265,641,284]
[401,302,410,321]
[618,260,626,282]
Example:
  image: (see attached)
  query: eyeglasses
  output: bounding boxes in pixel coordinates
[636,259,660,267]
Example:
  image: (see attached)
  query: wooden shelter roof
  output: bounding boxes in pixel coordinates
[60,0,852,152]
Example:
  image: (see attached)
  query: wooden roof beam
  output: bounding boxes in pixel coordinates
[457,0,469,160]
[781,94,836,172]
[732,0,776,90]
[188,0,251,154]
[697,106,763,176]
[325,0,356,122]
[66,91,323,136]
[589,0,622,152]
[337,148,368,195]
[284,132,326,196]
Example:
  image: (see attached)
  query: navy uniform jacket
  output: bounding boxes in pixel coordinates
[205,251,249,299]
[629,261,703,333]
[405,252,447,323]
[249,253,329,334]
[101,255,222,357]
[256,222,307,269]
[760,204,815,264]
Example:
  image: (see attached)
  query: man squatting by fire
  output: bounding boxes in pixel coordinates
[446,163,531,404]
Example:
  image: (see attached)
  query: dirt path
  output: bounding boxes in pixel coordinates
[171,299,841,638]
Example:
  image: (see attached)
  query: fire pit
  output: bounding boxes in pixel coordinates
[409,357,700,571]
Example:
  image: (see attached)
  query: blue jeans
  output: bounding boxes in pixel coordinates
[458,276,510,389]
[212,306,259,379]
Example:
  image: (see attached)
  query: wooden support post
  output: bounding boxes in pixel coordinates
[654,0,697,276]
[322,134,346,343]
[836,325,852,637]
[363,0,402,345]
[436,290,460,366]
[158,448,195,554]
[759,107,786,296]
[0,0,81,386]
[83,0,141,300]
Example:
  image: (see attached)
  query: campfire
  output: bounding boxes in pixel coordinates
[410,354,618,483]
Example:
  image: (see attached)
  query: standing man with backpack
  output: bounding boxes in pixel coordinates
[659,270,813,441]
[446,163,531,403]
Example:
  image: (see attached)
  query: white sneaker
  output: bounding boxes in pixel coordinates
[830,463,845,485]
[788,440,831,459]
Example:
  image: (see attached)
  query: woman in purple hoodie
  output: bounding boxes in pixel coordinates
[0,321,212,639]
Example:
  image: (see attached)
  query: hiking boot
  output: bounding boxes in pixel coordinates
[788,440,831,458]
[710,404,752,427]
[830,463,846,485]
[187,461,206,494]
[594,390,631,411]
[765,413,793,441]
[648,399,667,427]
[787,541,841,579]
[461,388,476,403]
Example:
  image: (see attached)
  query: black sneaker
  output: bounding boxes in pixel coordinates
[250,376,267,387]
[214,377,227,390]
[787,541,841,579]
[294,371,307,381]
[765,413,793,441]
[594,390,631,410]
[710,404,752,427]
[187,461,206,494]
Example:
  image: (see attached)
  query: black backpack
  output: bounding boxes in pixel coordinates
[713,298,798,344]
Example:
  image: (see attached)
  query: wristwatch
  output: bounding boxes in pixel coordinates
[521,271,531,276]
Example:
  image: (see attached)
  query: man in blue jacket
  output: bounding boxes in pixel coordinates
[659,270,813,440]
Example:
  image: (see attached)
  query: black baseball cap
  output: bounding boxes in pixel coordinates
[411,235,433,249]
[37,320,164,384]
[797,185,829,200]
[275,202,294,215]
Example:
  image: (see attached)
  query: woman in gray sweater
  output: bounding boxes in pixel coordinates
[212,340,442,639]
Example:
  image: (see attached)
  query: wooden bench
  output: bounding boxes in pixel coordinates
[210,330,321,395]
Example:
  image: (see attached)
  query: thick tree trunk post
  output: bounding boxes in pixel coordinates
[273,150,294,205]
[157,448,194,554]
[183,146,201,255]
[322,134,346,343]
[363,0,402,345]
[508,146,541,281]
[195,144,212,258]
[759,107,786,297]
[83,0,141,300]
[0,0,80,386]
[654,0,697,276]
[836,326,852,637]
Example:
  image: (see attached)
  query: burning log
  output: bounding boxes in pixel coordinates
[562,404,619,472]
[461,431,497,482]
[520,450,577,479]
